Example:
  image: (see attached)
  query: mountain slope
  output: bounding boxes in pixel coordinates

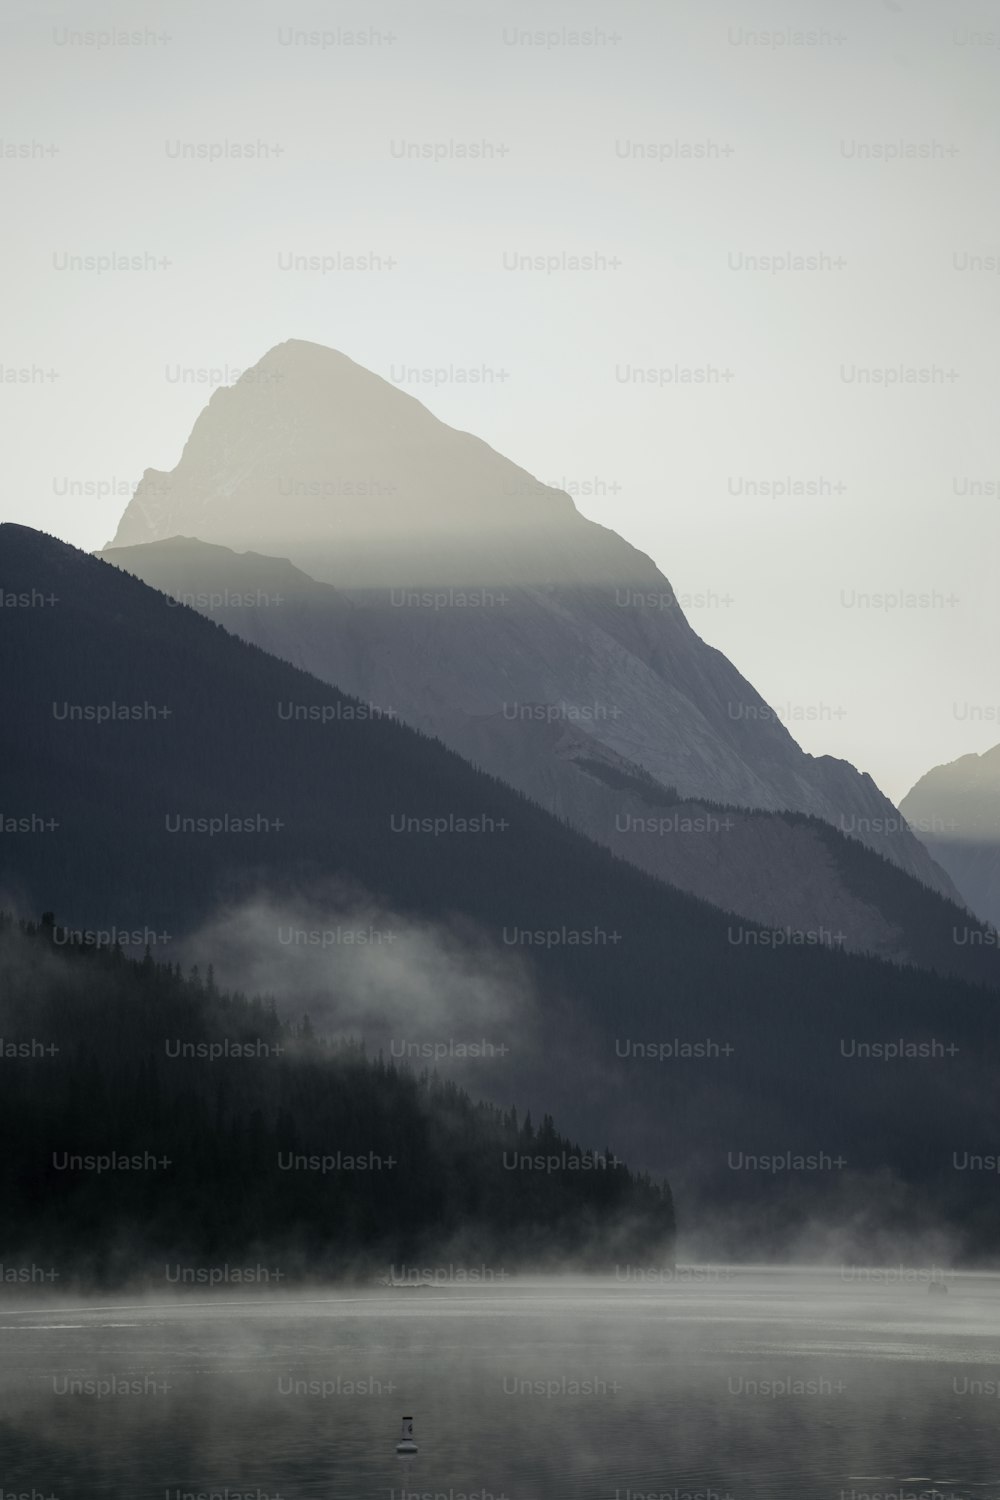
[107,339,957,902]
[901,748,1000,929]
[4,522,1000,1256]
[98,534,985,974]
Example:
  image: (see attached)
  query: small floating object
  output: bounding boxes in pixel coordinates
[928,1278,949,1295]
[396,1415,418,1455]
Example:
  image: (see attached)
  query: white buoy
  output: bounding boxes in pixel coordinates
[396,1415,418,1455]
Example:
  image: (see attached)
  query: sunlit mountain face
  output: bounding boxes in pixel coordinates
[110,338,585,587]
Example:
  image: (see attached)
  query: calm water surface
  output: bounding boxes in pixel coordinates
[2,1268,1000,1499]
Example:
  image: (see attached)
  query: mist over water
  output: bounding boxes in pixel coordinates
[4,1269,1000,1500]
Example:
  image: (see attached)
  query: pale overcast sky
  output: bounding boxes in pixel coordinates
[3,0,999,800]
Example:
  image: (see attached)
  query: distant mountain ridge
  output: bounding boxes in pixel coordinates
[902,747,1000,928]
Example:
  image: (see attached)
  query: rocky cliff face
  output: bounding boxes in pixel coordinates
[99,536,996,974]
[108,339,960,905]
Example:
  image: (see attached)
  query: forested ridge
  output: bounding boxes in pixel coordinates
[0,914,675,1286]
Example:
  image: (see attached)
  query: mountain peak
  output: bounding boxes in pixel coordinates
[248,337,398,384]
[109,339,577,573]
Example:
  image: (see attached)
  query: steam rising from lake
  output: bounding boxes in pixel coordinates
[5,1269,1000,1499]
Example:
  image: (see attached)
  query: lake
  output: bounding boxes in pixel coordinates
[2,1267,1000,1499]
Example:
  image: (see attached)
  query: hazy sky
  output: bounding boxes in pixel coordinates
[4,0,999,801]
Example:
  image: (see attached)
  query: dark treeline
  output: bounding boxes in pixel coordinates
[0,915,675,1286]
